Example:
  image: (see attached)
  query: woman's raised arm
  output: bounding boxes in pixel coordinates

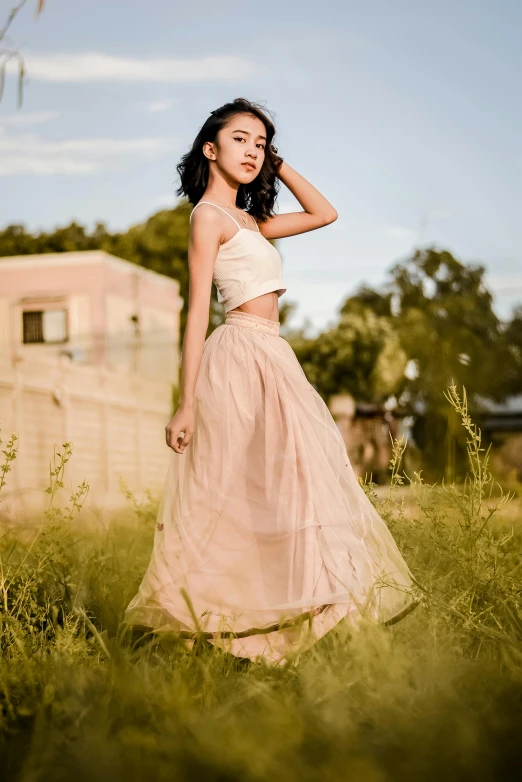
[258,160,338,240]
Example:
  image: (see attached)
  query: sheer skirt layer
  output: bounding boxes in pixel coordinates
[124,310,420,663]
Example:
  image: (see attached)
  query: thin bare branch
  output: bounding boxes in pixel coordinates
[0,1,46,105]
[0,0,30,44]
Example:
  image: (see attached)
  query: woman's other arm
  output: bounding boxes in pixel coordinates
[165,206,222,453]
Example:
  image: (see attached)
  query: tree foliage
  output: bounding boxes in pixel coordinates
[389,247,512,403]
[291,306,407,404]
[343,247,521,478]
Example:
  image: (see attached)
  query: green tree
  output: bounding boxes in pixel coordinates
[344,247,519,479]
[290,307,406,405]
[501,305,522,398]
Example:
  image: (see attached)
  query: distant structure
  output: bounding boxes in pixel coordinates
[329,393,406,483]
[481,395,522,481]
[330,391,522,484]
[0,251,183,513]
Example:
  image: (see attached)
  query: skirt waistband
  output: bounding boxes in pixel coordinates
[225,310,280,336]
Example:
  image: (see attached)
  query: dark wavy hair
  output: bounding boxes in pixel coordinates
[175,98,282,222]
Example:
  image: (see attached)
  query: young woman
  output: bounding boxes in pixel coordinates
[124,98,421,664]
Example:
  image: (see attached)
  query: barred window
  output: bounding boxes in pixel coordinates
[22,309,68,344]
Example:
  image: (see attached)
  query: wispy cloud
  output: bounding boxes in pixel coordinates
[383,226,417,241]
[6,52,264,83]
[486,272,522,296]
[139,99,175,113]
[0,110,61,126]
[0,131,179,176]
[149,193,179,210]
[427,207,453,220]
[382,209,453,242]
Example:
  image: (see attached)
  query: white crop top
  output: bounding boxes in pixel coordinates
[189,201,287,313]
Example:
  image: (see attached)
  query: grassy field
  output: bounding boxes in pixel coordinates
[1,385,521,781]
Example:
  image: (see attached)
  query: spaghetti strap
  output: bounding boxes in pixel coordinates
[248,212,261,232]
[190,201,242,231]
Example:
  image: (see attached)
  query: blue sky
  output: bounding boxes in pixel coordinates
[1,0,521,333]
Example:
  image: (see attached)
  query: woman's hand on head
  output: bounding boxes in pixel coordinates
[165,405,195,454]
[270,144,284,173]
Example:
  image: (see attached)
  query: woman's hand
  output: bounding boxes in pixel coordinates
[165,404,194,454]
[270,144,284,173]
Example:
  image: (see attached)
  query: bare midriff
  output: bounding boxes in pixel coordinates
[228,291,280,323]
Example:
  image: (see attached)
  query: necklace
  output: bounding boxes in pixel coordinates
[205,192,251,226]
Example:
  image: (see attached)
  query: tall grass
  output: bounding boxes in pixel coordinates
[0,385,521,781]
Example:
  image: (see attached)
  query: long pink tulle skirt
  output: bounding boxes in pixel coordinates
[124,310,420,663]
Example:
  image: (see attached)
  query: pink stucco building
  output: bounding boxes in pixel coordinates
[0,251,184,513]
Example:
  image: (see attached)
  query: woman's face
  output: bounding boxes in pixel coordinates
[206,112,267,184]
